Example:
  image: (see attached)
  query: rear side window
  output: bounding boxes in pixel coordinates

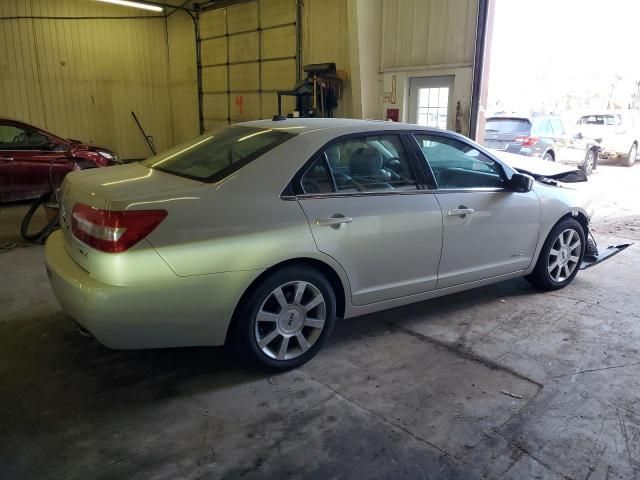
[143,127,295,182]
[532,119,552,136]
[485,118,530,135]
[550,119,565,135]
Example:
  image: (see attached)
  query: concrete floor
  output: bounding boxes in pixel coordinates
[2,162,640,480]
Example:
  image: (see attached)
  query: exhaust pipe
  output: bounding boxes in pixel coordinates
[75,323,93,338]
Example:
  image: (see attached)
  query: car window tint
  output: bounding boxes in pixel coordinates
[26,130,51,149]
[550,119,564,135]
[485,118,530,134]
[143,126,296,182]
[321,135,417,193]
[0,125,27,150]
[301,156,333,194]
[414,134,504,189]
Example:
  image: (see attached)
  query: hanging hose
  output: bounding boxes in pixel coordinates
[20,157,64,243]
[20,190,60,243]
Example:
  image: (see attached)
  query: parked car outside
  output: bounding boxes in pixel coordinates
[576,111,640,167]
[0,118,119,203]
[45,119,627,370]
[483,114,601,175]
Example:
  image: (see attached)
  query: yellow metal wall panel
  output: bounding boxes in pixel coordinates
[202,93,229,121]
[167,12,200,144]
[202,66,228,93]
[201,37,228,66]
[262,25,296,59]
[227,2,259,33]
[199,8,227,38]
[262,92,295,118]
[229,63,260,91]
[230,93,260,121]
[261,59,296,90]
[229,31,259,63]
[260,0,296,27]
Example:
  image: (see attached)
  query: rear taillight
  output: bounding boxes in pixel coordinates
[514,136,539,147]
[71,203,167,253]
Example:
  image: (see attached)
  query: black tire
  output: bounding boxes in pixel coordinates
[542,151,554,162]
[234,265,336,370]
[580,149,596,175]
[20,191,60,243]
[623,143,637,167]
[526,217,585,290]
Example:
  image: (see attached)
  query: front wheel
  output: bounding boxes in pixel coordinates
[623,144,637,167]
[526,218,585,290]
[235,266,336,370]
[580,149,596,175]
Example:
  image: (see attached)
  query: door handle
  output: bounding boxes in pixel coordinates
[447,207,474,217]
[316,215,353,228]
[0,157,14,162]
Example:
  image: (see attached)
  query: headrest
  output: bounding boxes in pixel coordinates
[349,148,383,176]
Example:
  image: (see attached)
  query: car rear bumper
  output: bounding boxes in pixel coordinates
[45,230,259,349]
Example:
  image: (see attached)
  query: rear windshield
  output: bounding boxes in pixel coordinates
[578,115,621,126]
[142,126,296,182]
[485,118,531,134]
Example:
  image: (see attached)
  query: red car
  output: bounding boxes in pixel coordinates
[0,118,118,203]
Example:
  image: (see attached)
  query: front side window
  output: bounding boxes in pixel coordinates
[414,134,504,189]
[143,126,296,182]
[300,135,418,194]
[0,125,27,150]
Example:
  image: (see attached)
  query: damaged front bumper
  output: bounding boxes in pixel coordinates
[580,242,632,270]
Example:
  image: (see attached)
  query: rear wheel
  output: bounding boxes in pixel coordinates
[526,218,585,290]
[580,149,596,175]
[543,151,554,162]
[235,266,336,370]
[623,144,637,167]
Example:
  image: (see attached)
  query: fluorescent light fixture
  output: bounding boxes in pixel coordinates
[95,0,164,13]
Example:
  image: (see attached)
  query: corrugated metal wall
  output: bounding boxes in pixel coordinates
[0,0,186,159]
[381,0,477,69]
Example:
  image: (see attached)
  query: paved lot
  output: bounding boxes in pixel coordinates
[1,162,640,479]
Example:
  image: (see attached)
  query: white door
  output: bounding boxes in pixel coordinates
[408,76,454,130]
[296,134,443,306]
[413,133,541,289]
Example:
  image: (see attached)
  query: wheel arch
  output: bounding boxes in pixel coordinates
[225,257,348,343]
[544,149,555,161]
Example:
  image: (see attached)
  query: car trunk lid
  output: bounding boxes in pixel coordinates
[59,163,202,273]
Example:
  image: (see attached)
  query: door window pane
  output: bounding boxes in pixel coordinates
[417,87,449,129]
[415,135,504,189]
[301,135,418,194]
[0,125,27,150]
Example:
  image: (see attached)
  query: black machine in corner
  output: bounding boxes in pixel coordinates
[277,63,343,118]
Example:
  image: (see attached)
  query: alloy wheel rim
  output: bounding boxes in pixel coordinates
[254,281,326,361]
[548,228,581,282]
[585,151,594,174]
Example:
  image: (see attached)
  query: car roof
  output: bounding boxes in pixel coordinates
[487,114,560,121]
[238,117,446,135]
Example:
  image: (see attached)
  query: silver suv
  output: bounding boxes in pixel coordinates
[576,111,640,167]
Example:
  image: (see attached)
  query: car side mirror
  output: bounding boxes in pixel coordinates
[508,172,534,193]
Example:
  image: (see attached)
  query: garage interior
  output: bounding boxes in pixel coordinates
[2,1,640,479]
